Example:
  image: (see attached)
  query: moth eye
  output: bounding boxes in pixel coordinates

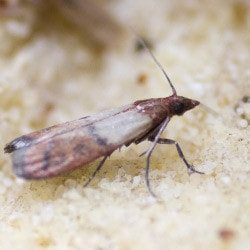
[174,102,185,115]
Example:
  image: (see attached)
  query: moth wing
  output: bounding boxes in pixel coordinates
[4,105,131,153]
[7,104,153,179]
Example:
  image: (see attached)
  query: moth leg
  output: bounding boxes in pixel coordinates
[134,121,163,145]
[145,148,157,198]
[138,123,165,156]
[144,117,171,198]
[149,138,204,175]
[83,155,109,187]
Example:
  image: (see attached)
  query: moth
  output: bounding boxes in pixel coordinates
[4,40,204,197]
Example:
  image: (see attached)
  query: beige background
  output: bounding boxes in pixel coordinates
[0,0,249,249]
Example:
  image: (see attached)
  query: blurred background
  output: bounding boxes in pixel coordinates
[0,1,249,249]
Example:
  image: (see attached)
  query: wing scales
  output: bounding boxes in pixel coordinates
[8,104,153,179]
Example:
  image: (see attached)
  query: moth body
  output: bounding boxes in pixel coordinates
[4,95,199,179]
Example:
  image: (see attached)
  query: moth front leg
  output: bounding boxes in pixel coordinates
[148,137,204,175]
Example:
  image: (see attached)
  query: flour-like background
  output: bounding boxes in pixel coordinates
[0,0,249,249]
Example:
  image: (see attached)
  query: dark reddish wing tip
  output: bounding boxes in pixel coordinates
[4,143,16,153]
[4,135,33,154]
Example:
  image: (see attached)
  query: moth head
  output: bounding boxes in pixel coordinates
[171,96,200,116]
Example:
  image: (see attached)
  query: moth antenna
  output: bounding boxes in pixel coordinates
[135,36,177,96]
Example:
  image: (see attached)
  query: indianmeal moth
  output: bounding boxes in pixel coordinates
[4,39,204,197]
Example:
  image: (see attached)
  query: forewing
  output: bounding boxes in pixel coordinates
[6,104,153,179]
[4,105,131,153]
